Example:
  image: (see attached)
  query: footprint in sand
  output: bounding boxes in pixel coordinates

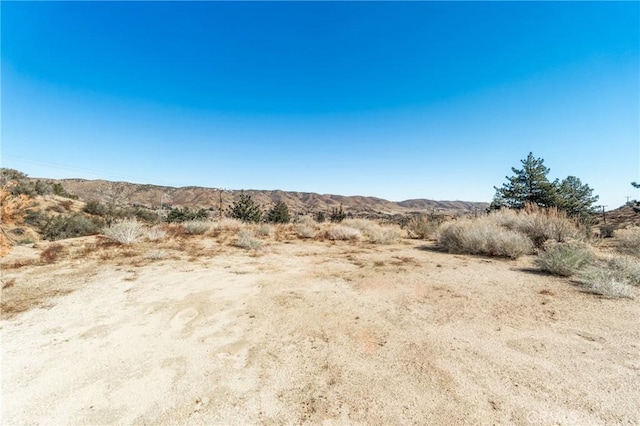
[170,308,199,331]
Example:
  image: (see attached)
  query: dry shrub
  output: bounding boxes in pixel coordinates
[182,220,211,235]
[366,225,403,244]
[615,227,640,257]
[535,240,594,277]
[325,225,362,241]
[437,218,533,259]
[605,256,640,286]
[102,219,144,244]
[406,215,439,239]
[40,243,66,264]
[145,250,168,260]
[145,227,167,241]
[165,224,186,239]
[216,218,244,232]
[256,224,275,237]
[0,183,32,256]
[490,204,581,248]
[578,267,635,299]
[342,219,402,244]
[295,223,316,239]
[234,230,263,250]
[296,215,317,226]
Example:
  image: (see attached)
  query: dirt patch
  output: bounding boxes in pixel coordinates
[1,239,639,424]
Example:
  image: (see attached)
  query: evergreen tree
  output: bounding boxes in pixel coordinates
[555,176,598,219]
[227,192,262,223]
[329,204,346,223]
[493,152,558,209]
[493,153,600,218]
[266,200,291,224]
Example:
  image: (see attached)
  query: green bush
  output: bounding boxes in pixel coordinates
[41,214,104,241]
[83,200,107,216]
[167,207,208,223]
[599,224,616,238]
[535,241,594,277]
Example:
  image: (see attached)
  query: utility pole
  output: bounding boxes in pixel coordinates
[626,196,631,205]
[600,205,608,224]
[219,189,224,219]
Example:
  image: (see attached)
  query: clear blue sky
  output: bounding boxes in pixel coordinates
[2,2,638,207]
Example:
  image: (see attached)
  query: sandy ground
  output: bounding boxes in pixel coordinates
[1,236,639,425]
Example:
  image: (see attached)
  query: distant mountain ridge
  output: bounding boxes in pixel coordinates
[41,177,489,217]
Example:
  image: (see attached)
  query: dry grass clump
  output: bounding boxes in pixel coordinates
[294,223,316,239]
[145,250,168,260]
[233,230,263,250]
[535,240,594,277]
[256,224,275,237]
[325,225,362,241]
[295,215,317,226]
[341,219,403,244]
[182,220,211,235]
[491,204,581,248]
[405,215,440,240]
[577,267,636,299]
[216,218,244,232]
[614,227,640,257]
[605,256,640,286]
[102,219,144,244]
[145,227,167,241]
[365,224,403,244]
[437,218,533,259]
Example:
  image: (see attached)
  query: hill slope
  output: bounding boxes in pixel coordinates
[46,178,489,217]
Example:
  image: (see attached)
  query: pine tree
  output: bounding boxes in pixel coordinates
[227,191,262,223]
[493,152,557,209]
[555,176,598,219]
[266,200,291,224]
[493,153,600,218]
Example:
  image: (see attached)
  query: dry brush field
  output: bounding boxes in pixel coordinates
[1,219,639,425]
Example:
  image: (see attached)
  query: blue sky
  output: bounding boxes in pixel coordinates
[2,2,638,207]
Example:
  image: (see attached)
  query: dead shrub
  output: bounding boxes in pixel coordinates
[256,224,275,237]
[615,227,640,257]
[145,227,167,241]
[577,267,635,299]
[295,223,316,239]
[437,218,533,259]
[102,219,144,244]
[491,204,581,248]
[325,225,361,241]
[182,220,211,235]
[406,215,439,239]
[233,230,263,250]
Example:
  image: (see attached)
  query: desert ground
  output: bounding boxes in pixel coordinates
[1,234,639,425]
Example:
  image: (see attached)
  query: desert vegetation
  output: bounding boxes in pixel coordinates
[2,165,638,425]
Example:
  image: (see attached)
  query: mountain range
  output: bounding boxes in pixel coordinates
[49,178,489,218]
